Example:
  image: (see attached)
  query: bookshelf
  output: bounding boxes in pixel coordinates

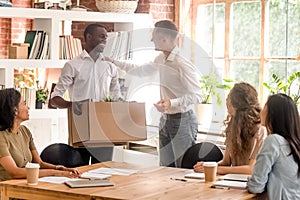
[0,7,153,155]
[0,7,152,88]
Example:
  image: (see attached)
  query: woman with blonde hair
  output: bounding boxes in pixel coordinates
[194,82,267,174]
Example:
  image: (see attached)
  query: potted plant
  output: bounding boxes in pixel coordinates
[263,71,300,106]
[36,87,49,109]
[197,73,234,124]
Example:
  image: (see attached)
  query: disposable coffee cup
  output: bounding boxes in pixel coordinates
[25,163,40,185]
[203,162,217,182]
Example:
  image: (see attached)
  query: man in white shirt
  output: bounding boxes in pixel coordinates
[107,20,203,167]
[51,24,122,164]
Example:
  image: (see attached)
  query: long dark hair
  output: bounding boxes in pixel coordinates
[265,93,300,176]
[0,88,21,131]
[224,82,261,162]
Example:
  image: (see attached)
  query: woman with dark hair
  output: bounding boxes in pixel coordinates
[194,82,267,174]
[0,88,81,181]
[248,93,300,199]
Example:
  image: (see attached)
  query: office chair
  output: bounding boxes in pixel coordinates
[181,142,223,169]
[40,143,86,168]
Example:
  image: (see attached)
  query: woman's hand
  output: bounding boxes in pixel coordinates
[56,170,80,178]
[193,161,204,173]
[58,167,81,178]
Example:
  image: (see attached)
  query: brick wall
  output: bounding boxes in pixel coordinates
[0,0,32,58]
[71,0,175,46]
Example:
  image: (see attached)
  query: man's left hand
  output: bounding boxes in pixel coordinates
[154,99,171,113]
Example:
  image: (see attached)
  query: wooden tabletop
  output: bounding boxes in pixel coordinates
[0,161,260,200]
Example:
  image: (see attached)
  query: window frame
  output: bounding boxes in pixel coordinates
[176,0,298,104]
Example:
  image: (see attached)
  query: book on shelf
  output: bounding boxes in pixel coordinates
[117,32,129,60]
[59,36,64,59]
[35,31,46,59]
[65,35,72,59]
[26,30,49,60]
[29,30,43,59]
[59,35,82,59]
[74,38,83,56]
[103,32,118,58]
[40,34,49,59]
[24,30,38,58]
[103,31,132,60]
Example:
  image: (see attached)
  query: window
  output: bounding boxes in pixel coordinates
[177,0,300,105]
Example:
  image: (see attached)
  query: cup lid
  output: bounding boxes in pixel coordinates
[25,162,40,168]
[203,162,218,167]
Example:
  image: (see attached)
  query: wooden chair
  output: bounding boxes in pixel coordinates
[181,142,223,169]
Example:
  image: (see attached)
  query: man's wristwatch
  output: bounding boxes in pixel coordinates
[55,165,64,170]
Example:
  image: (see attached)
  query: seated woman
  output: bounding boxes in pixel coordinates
[194,82,267,174]
[248,94,300,199]
[0,88,81,181]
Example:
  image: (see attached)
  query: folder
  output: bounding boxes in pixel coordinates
[65,179,114,188]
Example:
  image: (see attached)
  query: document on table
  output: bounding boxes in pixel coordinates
[39,172,110,184]
[219,174,250,182]
[39,177,81,184]
[80,172,111,180]
[88,167,138,175]
[212,180,247,189]
[184,172,205,179]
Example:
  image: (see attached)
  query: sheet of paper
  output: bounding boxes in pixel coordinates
[219,174,250,182]
[213,180,247,189]
[88,167,138,175]
[80,172,111,180]
[184,172,205,179]
[38,176,81,184]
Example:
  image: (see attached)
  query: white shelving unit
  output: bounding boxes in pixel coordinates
[0,7,152,88]
[0,7,153,157]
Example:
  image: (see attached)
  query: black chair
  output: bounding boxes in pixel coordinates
[40,143,86,168]
[181,142,223,169]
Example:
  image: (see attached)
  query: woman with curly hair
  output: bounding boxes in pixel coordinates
[0,88,81,181]
[248,94,300,199]
[194,82,267,174]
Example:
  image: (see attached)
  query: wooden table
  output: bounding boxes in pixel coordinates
[0,161,260,200]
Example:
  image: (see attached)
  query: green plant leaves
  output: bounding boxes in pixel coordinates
[36,88,49,103]
[199,73,234,106]
[263,71,300,105]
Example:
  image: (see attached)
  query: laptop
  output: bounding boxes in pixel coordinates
[65,179,115,188]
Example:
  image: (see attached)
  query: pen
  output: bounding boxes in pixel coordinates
[170,178,187,182]
[210,185,230,190]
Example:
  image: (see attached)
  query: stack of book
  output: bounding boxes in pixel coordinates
[103,31,132,60]
[24,30,50,59]
[59,35,83,59]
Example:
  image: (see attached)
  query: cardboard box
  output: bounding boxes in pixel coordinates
[68,101,147,147]
[9,43,29,59]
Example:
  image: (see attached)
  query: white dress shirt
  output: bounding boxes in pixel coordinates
[52,50,121,102]
[113,46,203,114]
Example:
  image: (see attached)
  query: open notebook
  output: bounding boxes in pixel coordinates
[65,179,115,188]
